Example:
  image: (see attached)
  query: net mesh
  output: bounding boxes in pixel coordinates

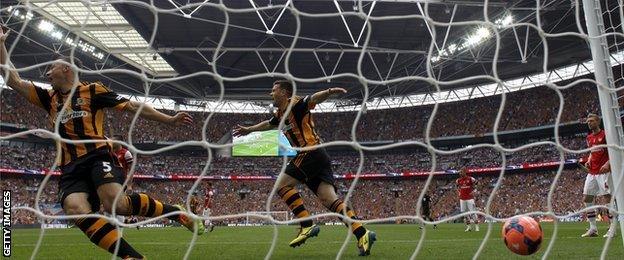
[1,0,624,259]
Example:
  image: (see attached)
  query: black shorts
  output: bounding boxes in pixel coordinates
[422,208,431,217]
[58,151,125,212]
[285,148,335,193]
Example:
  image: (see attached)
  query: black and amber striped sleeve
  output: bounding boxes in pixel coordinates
[269,115,280,126]
[268,109,282,126]
[293,95,314,114]
[25,82,52,113]
[91,83,129,110]
[301,95,316,110]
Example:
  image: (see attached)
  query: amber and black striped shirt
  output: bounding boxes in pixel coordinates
[269,95,321,148]
[26,82,129,166]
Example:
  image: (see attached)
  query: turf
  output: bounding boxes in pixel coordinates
[232,130,279,156]
[9,222,624,259]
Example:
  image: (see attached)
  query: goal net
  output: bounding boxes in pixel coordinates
[243,211,290,226]
[1,0,624,259]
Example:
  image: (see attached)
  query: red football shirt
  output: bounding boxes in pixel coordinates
[114,147,133,177]
[587,129,609,175]
[456,176,476,200]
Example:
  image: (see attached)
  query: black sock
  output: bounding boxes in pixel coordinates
[75,216,143,259]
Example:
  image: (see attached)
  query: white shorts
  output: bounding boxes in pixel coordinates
[460,199,476,212]
[583,173,611,196]
[203,208,211,217]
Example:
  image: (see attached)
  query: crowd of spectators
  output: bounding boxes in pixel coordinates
[3,169,588,225]
[1,134,588,176]
[1,83,601,143]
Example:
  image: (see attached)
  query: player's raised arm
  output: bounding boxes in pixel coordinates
[0,27,37,101]
[124,100,193,126]
[309,87,347,105]
[232,120,275,137]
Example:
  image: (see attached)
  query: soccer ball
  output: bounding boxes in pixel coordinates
[502,216,543,255]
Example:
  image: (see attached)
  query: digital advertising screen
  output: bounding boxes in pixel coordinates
[232,130,297,157]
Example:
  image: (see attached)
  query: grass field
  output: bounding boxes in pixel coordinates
[9,222,624,259]
[232,130,279,156]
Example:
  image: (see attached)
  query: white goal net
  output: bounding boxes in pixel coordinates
[243,211,290,226]
[1,0,624,259]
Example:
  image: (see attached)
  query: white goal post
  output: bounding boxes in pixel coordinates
[581,0,624,248]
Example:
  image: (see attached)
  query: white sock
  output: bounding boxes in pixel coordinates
[609,201,621,223]
[607,202,617,230]
[586,202,597,230]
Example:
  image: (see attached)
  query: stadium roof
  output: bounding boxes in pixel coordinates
[29,0,175,75]
[1,0,622,107]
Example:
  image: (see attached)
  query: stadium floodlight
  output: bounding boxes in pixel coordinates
[30,1,176,74]
[7,7,33,21]
[20,13,106,61]
[50,31,63,40]
[14,10,29,20]
[465,27,491,47]
[431,13,512,64]
[65,38,77,47]
[496,14,513,27]
[37,20,55,32]
[447,43,458,55]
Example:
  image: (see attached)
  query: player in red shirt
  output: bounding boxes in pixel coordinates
[203,183,215,232]
[112,135,134,192]
[456,167,479,232]
[581,114,615,238]
[111,135,141,229]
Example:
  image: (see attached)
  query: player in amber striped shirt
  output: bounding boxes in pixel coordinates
[0,28,204,259]
[234,80,376,256]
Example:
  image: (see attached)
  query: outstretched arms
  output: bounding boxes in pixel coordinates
[0,27,38,102]
[309,87,347,105]
[124,101,193,126]
[232,120,275,136]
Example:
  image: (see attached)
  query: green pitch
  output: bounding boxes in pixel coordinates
[232,130,279,156]
[9,223,624,259]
